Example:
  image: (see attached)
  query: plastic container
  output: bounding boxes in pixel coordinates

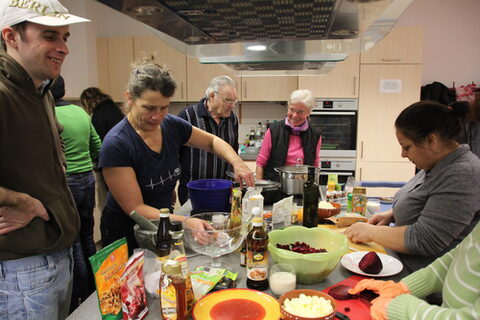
[187,179,232,212]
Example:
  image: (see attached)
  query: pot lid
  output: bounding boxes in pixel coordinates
[276,165,312,174]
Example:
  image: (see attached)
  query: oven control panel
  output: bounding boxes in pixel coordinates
[314,98,358,111]
[320,158,356,171]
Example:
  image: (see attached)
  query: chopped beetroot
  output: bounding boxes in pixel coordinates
[344,307,350,312]
[328,285,358,300]
[275,241,327,254]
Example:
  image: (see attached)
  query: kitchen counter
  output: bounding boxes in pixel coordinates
[67,249,407,320]
[68,200,403,320]
[240,153,258,161]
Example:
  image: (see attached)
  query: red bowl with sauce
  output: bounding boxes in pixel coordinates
[279,289,337,320]
[192,288,281,320]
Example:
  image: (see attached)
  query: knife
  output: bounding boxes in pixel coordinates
[335,311,351,320]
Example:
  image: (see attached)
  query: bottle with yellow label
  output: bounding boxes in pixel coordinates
[246,216,269,291]
[169,221,195,314]
[159,259,187,320]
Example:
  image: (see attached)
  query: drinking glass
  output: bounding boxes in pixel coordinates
[269,263,296,296]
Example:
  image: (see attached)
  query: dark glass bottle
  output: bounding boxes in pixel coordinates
[246,217,269,291]
[303,166,319,228]
[156,208,171,261]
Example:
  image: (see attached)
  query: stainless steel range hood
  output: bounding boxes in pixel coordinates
[96,0,413,75]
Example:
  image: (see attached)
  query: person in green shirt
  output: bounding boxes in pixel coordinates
[349,222,480,320]
[52,75,102,312]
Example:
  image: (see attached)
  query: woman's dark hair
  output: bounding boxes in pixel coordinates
[395,100,465,145]
[80,87,113,115]
[472,97,480,122]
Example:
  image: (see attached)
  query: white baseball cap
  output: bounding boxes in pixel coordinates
[1,0,90,30]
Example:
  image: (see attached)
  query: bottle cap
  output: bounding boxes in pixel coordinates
[159,208,170,218]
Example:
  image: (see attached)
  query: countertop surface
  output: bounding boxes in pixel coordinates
[240,153,258,161]
[68,200,403,320]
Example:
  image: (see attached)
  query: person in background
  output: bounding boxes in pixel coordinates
[98,61,254,254]
[348,222,480,320]
[80,86,124,141]
[255,89,322,181]
[177,76,239,205]
[453,98,480,158]
[0,1,89,318]
[345,101,480,275]
[51,76,101,312]
[80,86,124,213]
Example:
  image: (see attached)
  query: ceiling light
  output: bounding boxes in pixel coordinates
[246,45,267,51]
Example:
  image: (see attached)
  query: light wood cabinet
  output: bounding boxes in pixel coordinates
[360,26,424,64]
[298,53,360,98]
[186,57,240,101]
[241,76,297,101]
[357,64,422,162]
[356,161,415,197]
[96,37,134,102]
[134,36,187,102]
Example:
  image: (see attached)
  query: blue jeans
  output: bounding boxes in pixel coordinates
[0,248,73,320]
[66,171,96,311]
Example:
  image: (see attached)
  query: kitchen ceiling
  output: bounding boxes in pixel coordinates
[96,0,413,75]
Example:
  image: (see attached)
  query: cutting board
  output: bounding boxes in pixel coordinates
[322,275,372,320]
[319,225,386,254]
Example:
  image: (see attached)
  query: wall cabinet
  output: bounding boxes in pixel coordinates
[97,37,134,102]
[134,36,187,102]
[360,26,424,64]
[241,76,297,101]
[298,53,360,98]
[357,64,422,162]
[187,57,240,102]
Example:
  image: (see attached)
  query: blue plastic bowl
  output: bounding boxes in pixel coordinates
[187,179,232,212]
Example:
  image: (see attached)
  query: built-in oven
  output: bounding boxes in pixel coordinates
[319,158,356,185]
[309,98,358,185]
[309,98,358,158]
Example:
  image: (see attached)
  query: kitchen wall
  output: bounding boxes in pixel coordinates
[61,0,480,98]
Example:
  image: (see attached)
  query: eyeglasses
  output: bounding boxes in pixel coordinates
[214,91,238,105]
[288,107,307,115]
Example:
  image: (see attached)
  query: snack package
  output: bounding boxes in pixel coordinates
[272,196,293,230]
[189,267,237,300]
[89,238,129,320]
[121,251,148,320]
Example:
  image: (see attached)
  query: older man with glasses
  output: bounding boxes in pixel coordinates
[178,76,241,205]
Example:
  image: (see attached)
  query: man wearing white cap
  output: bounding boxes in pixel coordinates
[0,0,89,319]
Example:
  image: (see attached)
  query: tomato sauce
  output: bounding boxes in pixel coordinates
[210,299,266,320]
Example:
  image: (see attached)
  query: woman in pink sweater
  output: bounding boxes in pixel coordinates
[256,89,322,181]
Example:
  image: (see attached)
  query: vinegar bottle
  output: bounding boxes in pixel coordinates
[303,167,319,228]
[159,259,186,320]
[246,216,269,291]
[228,189,242,230]
[169,221,195,314]
[156,208,172,261]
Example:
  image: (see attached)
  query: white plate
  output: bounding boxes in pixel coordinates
[341,252,403,277]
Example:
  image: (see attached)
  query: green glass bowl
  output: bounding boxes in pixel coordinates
[268,226,349,284]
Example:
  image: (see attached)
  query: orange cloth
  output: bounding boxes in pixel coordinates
[349,279,410,298]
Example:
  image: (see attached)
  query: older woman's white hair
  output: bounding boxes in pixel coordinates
[288,89,315,111]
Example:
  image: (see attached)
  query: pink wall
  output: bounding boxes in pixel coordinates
[396,0,480,87]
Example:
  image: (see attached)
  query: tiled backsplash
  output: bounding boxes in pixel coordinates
[169,102,287,145]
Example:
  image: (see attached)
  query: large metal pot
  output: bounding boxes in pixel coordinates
[275,165,319,195]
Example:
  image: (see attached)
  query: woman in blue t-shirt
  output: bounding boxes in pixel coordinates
[98,61,254,252]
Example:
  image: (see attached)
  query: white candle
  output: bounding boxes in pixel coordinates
[269,271,296,296]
